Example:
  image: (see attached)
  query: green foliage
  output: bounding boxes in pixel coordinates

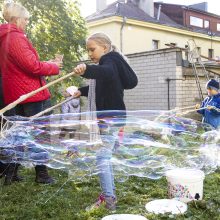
[0,0,87,104]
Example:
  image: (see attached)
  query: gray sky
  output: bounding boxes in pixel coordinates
[79,0,220,17]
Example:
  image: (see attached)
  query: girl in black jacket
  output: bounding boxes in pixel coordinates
[73,33,137,210]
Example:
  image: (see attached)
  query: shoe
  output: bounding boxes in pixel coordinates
[86,194,116,211]
[105,196,117,210]
[0,162,7,178]
[4,163,23,185]
[35,165,54,184]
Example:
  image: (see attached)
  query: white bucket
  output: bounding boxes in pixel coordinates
[102,214,148,220]
[166,169,205,203]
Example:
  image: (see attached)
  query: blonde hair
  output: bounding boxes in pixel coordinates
[87,32,128,61]
[2,2,30,23]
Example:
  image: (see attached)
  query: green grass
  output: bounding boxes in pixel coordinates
[0,168,219,220]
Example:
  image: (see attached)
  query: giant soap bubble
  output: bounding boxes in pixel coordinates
[0,110,219,181]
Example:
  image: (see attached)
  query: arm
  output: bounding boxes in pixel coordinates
[209,100,220,115]
[197,100,206,115]
[83,61,114,81]
[9,35,59,76]
[78,86,89,97]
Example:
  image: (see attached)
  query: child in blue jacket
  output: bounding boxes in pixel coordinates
[196,79,220,129]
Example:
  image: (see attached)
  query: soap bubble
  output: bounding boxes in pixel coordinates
[0,110,219,181]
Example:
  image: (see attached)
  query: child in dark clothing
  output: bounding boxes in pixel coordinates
[72,33,137,210]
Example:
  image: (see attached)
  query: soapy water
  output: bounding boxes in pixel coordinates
[0,110,219,181]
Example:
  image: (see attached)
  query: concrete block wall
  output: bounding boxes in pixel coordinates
[80,48,216,113]
[179,68,208,107]
[125,49,180,110]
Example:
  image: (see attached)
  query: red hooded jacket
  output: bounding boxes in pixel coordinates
[0,24,59,105]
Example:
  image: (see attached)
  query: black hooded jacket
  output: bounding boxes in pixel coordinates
[79,52,137,112]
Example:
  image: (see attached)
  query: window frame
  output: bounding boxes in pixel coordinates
[190,16,203,28]
[152,40,159,50]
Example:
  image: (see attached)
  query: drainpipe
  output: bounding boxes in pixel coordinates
[120,16,127,53]
[157,4,162,21]
[166,77,186,110]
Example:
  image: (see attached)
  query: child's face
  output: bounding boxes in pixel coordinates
[207,88,218,96]
[87,40,107,63]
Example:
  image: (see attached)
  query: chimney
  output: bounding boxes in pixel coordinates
[189,2,208,12]
[131,0,154,17]
[96,0,107,12]
[156,4,162,20]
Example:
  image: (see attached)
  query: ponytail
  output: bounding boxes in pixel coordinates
[111,44,128,63]
[87,33,129,62]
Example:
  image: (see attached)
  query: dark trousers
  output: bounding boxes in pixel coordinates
[2,99,52,167]
[6,99,52,117]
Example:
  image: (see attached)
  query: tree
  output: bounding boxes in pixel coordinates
[0,0,87,104]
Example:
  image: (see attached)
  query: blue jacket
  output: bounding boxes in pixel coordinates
[197,93,220,128]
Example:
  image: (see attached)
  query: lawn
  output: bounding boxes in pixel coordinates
[0,167,219,220]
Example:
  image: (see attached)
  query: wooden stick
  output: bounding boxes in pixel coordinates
[176,107,206,117]
[169,105,196,112]
[31,97,74,119]
[0,71,76,115]
[154,105,196,121]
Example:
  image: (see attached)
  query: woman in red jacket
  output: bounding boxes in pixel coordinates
[0,2,62,185]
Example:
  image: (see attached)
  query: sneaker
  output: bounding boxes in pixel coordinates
[86,194,105,211]
[86,194,116,211]
[105,196,117,210]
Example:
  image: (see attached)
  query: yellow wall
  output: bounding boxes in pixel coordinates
[88,16,220,57]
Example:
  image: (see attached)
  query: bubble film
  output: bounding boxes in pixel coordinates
[0,110,219,181]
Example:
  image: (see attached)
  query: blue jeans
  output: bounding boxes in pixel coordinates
[97,125,120,198]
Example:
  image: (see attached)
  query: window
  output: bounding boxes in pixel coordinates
[204,20,210,29]
[190,16,203,28]
[152,40,159,50]
[208,49,214,59]
[217,23,220,31]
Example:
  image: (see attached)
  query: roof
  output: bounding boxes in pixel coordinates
[86,1,220,37]
[86,1,179,26]
[154,2,220,19]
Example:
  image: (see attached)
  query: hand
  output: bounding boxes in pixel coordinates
[195,104,201,109]
[63,91,71,98]
[73,90,81,98]
[49,60,63,68]
[74,63,86,76]
[55,54,64,62]
[207,105,214,110]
